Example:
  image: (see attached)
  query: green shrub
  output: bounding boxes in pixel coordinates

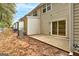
[0,21,6,28]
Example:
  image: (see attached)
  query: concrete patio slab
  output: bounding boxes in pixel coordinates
[30,34,70,52]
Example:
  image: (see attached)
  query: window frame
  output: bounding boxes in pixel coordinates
[52,19,66,36]
[33,11,37,16]
[58,20,66,36]
[42,3,52,14]
[47,3,51,11]
[52,21,57,35]
[42,4,46,13]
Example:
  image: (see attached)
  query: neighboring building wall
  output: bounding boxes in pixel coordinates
[13,23,18,29]
[73,4,79,41]
[19,20,24,31]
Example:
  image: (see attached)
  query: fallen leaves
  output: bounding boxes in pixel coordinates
[0,28,29,56]
[0,28,68,56]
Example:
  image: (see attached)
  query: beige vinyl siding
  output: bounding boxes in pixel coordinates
[73,4,79,40]
[23,16,27,34]
[27,8,41,16]
[25,4,71,51]
[37,8,41,16]
[28,12,33,16]
[40,3,69,37]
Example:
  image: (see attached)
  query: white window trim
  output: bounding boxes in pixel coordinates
[50,18,67,37]
[42,4,46,13]
[57,21,59,35]
[42,3,52,14]
[52,21,57,35]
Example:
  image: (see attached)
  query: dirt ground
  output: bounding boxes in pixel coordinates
[0,29,68,56]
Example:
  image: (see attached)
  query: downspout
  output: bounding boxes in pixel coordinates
[69,3,74,55]
[17,22,19,36]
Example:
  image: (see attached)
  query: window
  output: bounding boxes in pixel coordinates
[33,11,37,16]
[52,22,57,34]
[43,4,46,13]
[42,3,52,13]
[52,20,66,36]
[59,20,66,36]
[47,3,51,11]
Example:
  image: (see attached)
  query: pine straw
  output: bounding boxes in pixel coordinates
[0,28,68,56]
[0,28,29,56]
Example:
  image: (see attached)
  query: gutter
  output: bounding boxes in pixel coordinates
[69,3,74,55]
